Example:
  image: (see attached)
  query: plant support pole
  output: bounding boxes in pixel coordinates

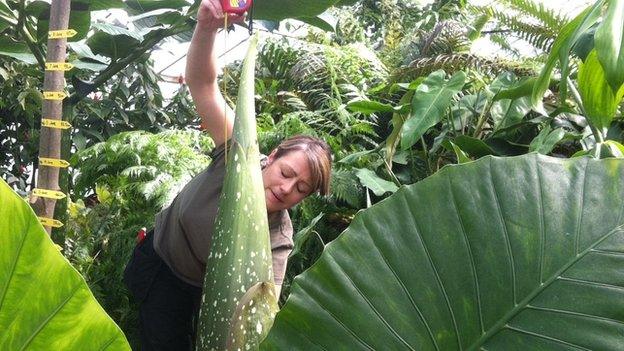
[31,0,71,235]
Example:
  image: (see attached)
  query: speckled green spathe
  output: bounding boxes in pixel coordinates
[196,34,277,351]
[262,154,624,350]
[0,178,130,350]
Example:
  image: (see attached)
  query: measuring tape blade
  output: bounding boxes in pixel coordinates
[33,188,66,200]
[39,157,70,168]
[41,118,71,130]
[38,217,64,228]
[48,29,77,39]
[45,62,74,71]
[43,91,67,100]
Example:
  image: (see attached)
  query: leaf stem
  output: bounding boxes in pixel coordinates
[567,77,604,144]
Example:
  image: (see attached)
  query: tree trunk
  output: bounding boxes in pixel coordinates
[31,0,71,236]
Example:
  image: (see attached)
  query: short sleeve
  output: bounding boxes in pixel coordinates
[269,210,294,285]
[271,242,293,285]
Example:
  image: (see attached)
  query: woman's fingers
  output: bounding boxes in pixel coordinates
[200,0,249,28]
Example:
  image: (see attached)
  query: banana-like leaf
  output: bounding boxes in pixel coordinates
[401,70,466,150]
[262,154,624,350]
[578,50,624,135]
[531,0,604,114]
[196,34,278,351]
[594,0,624,93]
[0,179,130,350]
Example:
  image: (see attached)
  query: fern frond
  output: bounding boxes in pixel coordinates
[476,5,557,51]
[394,53,537,81]
[330,168,363,208]
[500,0,568,33]
[420,21,471,56]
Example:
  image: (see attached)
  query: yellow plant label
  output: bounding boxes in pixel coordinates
[48,29,77,39]
[43,91,67,100]
[45,62,74,71]
[41,119,71,129]
[39,157,70,168]
[33,188,66,200]
[39,217,64,228]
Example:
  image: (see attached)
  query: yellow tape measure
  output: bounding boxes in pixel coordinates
[45,62,74,71]
[39,157,70,168]
[43,91,67,100]
[39,217,64,228]
[41,118,71,130]
[48,29,77,39]
[33,188,67,200]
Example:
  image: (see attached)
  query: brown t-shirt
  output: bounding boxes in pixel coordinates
[153,142,294,287]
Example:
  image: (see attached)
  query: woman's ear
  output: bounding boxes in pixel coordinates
[266,149,277,166]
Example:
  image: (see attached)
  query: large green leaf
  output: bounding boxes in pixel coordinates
[262,154,624,350]
[253,0,342,21]
[401,70,466,150]
[0,37,36,64]
[594,0,624,92]
[578,50,624,135]
[0,179,130,350]
[196,34,278,351]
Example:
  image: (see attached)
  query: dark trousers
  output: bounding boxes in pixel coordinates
[123,231,203,351]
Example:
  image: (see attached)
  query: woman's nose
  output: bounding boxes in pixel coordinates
[280,179,297,195]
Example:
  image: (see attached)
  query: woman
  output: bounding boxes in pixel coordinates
[123,0,332,350]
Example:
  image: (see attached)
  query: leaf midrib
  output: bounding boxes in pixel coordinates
[467,223,624,350]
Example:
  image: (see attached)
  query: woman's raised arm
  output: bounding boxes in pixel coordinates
[185,0,243,147]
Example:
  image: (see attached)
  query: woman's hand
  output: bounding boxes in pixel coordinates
[197,0,245,31]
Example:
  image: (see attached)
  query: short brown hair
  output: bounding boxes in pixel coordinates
[273,135,332,196]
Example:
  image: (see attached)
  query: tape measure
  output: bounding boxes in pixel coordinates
[221,0,252,15]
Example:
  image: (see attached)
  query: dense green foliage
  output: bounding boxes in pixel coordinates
[64,130,213,347]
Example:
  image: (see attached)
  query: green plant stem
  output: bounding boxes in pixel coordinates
[472,99,492,139]
[567,77,605,143]
[421,136,431,174]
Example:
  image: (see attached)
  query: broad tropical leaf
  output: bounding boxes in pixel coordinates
[262,154,624,350]
[594,0,624,93]
[578,50,624,135]
[196,34,278,351]
[355,168,398,196]
[531,0,604,113]
[254,0,344,22]
[401,70,465,150]
[0,179,130,350]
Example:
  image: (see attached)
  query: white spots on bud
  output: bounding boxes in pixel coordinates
[236,163,241,173]
[251,307,257,314]
[236,191,241,200]
[234,153,239,162]
[256,321,263,334]
[213,300,217,307]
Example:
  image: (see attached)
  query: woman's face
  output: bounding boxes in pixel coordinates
[262,150,313,214]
